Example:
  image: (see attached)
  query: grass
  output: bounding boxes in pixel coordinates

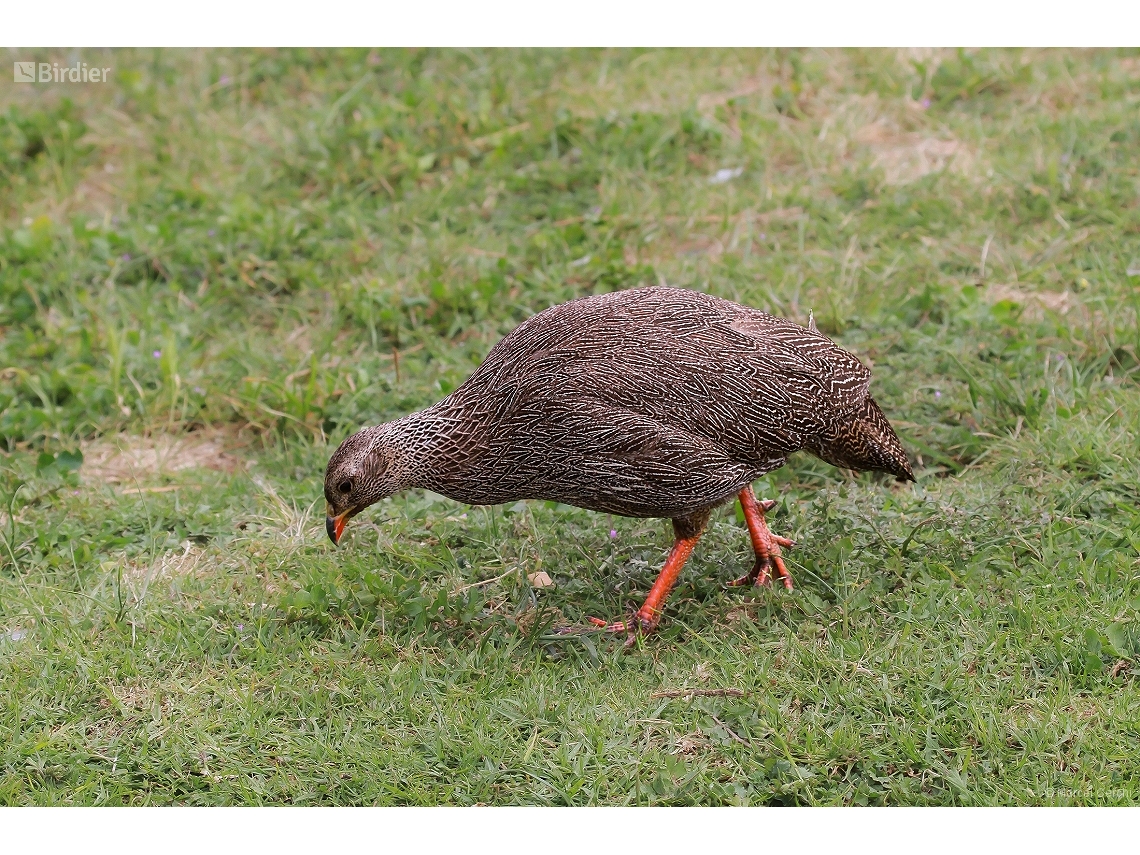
[2,47,1140,805]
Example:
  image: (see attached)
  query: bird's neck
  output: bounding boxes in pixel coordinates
[379,398,475,493]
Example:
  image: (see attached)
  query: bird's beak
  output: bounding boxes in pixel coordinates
[326,508,351,545]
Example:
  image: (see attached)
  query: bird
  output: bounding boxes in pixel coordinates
[324,286,913,644]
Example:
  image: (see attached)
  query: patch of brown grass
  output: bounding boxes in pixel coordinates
[984,283,1075,317]
[854,121,971,185]
[119,542,207,585]
[695,76,770,116]
[82,430,241,486]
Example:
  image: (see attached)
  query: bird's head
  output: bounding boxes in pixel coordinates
[804,397,916,483]
[323,425,410,544]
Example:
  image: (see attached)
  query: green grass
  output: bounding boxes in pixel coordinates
[2,47,1140,805]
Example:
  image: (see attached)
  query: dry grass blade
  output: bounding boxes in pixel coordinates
[651,688,747,699]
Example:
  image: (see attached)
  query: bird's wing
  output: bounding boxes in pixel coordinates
[463,289,872,462]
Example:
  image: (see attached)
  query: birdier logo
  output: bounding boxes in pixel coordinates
[13,61,111,83]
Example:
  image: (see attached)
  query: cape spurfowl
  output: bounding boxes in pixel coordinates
[325,286,913,644]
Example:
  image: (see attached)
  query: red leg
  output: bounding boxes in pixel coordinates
[565,511,710,646]
[589,531,702,645]
[730,486,795,590]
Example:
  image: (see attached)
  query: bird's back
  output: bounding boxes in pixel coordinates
[418,287,906,516]
[466,288,867,435]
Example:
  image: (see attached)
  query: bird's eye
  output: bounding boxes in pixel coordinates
[338,480,353,495]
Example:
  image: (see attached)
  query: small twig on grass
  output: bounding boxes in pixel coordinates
[707,712,751,746]
[452,567,515,595]
[652,688,747,699]
[373,342,426,361]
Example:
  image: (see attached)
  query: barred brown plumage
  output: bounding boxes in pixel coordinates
[324,286,913,643]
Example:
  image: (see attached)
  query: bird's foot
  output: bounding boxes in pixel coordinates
[555,528,701,647]
[585,607,658,648]
[552,607,652,647]
[728,557,771,588]
[732,496,795,590]
[728,554,793,589]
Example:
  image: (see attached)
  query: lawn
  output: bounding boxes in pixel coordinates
[2,48,1139,805]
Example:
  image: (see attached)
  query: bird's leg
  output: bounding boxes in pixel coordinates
[729,486,795,590]
[589,528,704,647]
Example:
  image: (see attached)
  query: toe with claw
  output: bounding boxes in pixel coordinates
[735,488,796,590]
[587,607,659,648]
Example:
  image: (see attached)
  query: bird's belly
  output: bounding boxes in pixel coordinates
[435,463,759,518]
[427,402,788,519]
